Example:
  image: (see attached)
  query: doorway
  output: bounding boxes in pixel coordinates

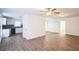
[60,20,66,35]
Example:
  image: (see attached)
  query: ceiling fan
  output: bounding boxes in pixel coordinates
[40,8,60,16]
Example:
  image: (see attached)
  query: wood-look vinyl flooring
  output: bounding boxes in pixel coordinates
[0,32,79,51]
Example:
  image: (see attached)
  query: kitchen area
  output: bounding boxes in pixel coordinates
[2,16,23,38]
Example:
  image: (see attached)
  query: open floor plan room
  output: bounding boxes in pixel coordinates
[0,8,79,51]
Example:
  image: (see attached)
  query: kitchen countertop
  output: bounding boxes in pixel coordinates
[2,25,23,29]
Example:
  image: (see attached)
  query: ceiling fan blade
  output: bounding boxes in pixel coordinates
[46,8,54,11]
[52,8,56,11]
[54,12,60,14]
[47,8,51,10]
[40,8,60,16]
[40,11,47,12]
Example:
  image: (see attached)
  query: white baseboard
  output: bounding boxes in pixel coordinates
[66,33,79,36]
[25,34,45,40]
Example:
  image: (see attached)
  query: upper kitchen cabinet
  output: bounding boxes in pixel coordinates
[2,18,6,25]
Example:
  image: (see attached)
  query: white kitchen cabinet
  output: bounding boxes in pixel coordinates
[16,28,22,33]
[2,29,10,38]
[2,18,6,25]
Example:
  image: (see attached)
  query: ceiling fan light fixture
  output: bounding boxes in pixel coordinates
[46,12,51,16]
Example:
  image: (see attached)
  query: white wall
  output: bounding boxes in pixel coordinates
[66,16,79,36]
[46,16,79,36]
[45,17,61,33]
[23,14,45,39]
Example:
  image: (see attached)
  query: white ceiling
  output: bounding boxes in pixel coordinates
[0,8,79,18]
[57,8,79,17]
[0,8,42,19]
